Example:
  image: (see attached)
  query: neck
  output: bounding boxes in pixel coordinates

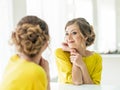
[77,49,86,56]
[77,47,92,57]
[18,53,42,64]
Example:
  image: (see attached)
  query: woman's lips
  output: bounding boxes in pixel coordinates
[68,41,75,43]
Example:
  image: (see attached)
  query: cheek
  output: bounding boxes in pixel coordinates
[77,38,86,48]
[75,36,84,46]
[75,36,82,43]
[64,37,67,42]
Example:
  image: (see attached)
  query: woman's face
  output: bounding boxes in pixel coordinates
[65,24,86,50]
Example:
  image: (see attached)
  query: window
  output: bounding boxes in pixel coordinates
[0,0,13,82]
[97,0,116,52]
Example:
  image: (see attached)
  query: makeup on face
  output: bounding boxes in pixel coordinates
[65,24,86,49]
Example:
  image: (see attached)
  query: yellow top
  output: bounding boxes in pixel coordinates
[55,48,102,84]
[0,54,47,90]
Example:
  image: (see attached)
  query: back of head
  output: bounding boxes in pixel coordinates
[65,17,95,47]
[11,15,49,57]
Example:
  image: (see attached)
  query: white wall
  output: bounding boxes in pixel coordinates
[12,0,26,26]
[116,0,120,50]
[101,55,120,85]
[0,0,13,82]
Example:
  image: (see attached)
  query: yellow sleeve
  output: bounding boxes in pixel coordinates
[91,54,102,84]
[31,67,47,90]
[55,48,72,84]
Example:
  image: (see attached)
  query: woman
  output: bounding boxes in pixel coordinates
[0,16,50,90]
[55,18,102,85]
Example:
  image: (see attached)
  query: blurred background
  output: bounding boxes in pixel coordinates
[0,0,120,84]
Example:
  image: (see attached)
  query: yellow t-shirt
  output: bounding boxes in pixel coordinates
[0,55,47,90]
[55,48,102,84]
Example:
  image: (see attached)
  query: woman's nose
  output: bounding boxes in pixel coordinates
[67,34,72,40]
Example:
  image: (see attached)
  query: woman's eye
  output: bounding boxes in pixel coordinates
[65,33,69,36]
[72,32,77,35]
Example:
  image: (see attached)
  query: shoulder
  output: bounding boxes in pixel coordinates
[93,52,102,59]
[10,54,19,62]
[55,48,64,54]
[55,48,70,56]
[21,62,47,82]
[84,52,102,62]
[92,52,102,63]
[54,48,71,63]
[29,63,46,74]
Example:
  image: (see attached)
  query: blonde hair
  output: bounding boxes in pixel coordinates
[11,16,49,57]
[65,18,95,47]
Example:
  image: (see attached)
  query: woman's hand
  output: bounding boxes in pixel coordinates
[70,49,84,67]
[39,57,49,73]
[70,49,83,85]
[70,50,94,84]
[39,57,50,90]
[61,42,71,52]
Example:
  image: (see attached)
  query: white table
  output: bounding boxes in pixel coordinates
[50,82,120,90]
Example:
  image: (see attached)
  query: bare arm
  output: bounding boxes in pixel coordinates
[71,51,93,84]
[72,64,83,85]
[80,63,93,84]
[70,51,93,84]
[62,42,93,84]
[62,43,83,85]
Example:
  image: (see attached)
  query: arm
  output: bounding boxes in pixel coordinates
[61,43,83,85]
[70,51,93,84]
[91,55,102,84]
[80,63,93,84]
[72,64,83,85]
[55,48,72,83]
[61,42,97,84]
[39,57,50,90]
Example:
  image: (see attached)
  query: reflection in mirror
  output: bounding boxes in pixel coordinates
[0,0,120,85]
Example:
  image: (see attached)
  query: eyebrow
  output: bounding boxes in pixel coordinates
[65,29,77,32]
